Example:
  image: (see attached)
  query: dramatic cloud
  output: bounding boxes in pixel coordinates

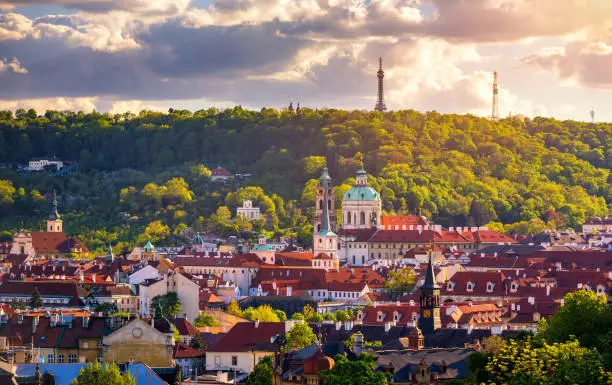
[0,0,611,118]
[522,29,612,89]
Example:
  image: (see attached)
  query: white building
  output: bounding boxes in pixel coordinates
[27,158,64,171]
[236,200,261,220]
[138,271,200,322]
[341,162,381,231]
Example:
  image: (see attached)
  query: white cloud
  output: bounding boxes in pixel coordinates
[0,57,27,73]
[0,97,98,111]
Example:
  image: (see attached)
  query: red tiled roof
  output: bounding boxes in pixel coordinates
[30,232,67,254]
[173,342,204,358]
[275,252,313,267]
[212,167,232,177]
[313,253,333,260]
[442,271,507,297]
[327,281,367,292]
[381,216,427,228]
[466,255,532,269]
[171,318,200,336]
[472,230,516,244]
[340,228,377,242]
[209,322,285,352]
[357,304,420,325]
[200,292,224,304]
[369,230,438,243]
[0,281,83,306]
[174,253,263,268]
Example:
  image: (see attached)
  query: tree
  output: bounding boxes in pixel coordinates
[320,354,386,385]
[193,313,220,327]
[284,322,317,352]
[385,266,417,299]
[94,302,118,315]
[30,287,43,309]
[227,300,243,317]
[151,292,181,319]
[486,337,609,385]
[245,355,273,385]
[71,362,134,385]
[243,305,280,322]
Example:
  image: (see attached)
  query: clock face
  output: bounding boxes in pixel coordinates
[423,310,431,318]
[132,327,143,338]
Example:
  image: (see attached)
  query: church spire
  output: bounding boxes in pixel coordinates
[374,57,387,112]
[419,242,441,334]
[422,244,439,290]
[319,184,333,236]
[48,190,60,221]
[356,155,368,186]
[319,163,332,188]
[106,244,114,263]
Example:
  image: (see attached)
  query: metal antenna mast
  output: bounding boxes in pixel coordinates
[492,71,499,121]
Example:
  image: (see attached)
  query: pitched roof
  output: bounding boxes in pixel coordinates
[173,342,204,358]
[0,281,83,306]
[208,322,285,352]
[381,216,428,229]
[174,253,262,268]
[212,167,232,177]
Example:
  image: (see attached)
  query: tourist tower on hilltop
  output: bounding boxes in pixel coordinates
[374,57,387,112]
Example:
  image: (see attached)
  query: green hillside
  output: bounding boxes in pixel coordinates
[0,107,609,254]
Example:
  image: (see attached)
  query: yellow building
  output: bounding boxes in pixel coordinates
[103,318,174,367]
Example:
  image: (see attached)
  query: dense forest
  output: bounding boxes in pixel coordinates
[0,107,610,254]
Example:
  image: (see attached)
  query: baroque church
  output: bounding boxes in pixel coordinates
[312,160,382,267]
[10,192,87,258]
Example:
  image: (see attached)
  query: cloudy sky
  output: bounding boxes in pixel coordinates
[1,0,612,120]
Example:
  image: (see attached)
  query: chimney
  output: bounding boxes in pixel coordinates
[286,286,292,297]
[32,316,39,333]
[83,316,90,328]
[528,297,535,305]
[17,314,23,324]
[384,321,392,332]
[51,313,58,327]
[511,303,516,311]
[516,304,521,311]
[353,333,364,355]
[254,319,260,328]
[345,320,353,331]
[546,284,551,296]
[335,321,342,331]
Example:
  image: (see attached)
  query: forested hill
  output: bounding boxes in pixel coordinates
[0,107,610,253]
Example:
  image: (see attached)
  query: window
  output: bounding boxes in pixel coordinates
[347,212,351,224]
[231,356,238,366]
[69,354,78,363]
[214,356,221,366]
[47,354,54,363]
[360,212,366,225]
[57,354,64,363]
[466,282,474,292]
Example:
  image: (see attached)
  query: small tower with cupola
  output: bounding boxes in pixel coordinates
[313,178,339,268]
[47,191,62,233]
[315,164,336,233]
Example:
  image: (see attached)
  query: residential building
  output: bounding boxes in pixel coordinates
[583,217,612,233]
[138,270,200,322]
[26,158,64,172]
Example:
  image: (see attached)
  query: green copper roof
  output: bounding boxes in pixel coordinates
[343,186,381,201]
[251,244,274,251]
[143,240,155,252]
[192,232,204,246]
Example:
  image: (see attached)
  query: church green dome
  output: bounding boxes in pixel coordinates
[343,186,381,201]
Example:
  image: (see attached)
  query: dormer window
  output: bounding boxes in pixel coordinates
[393,311,400,321]
[411,313,418,322]
[510,282,518,292]
[357,312,363,320]
[377,311,384,322]
[447,281,455,291]
[466,282,474,292]
[486,282,495,293]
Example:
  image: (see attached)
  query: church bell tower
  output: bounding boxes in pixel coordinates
[47,191,62,233]
[419,245,441,334]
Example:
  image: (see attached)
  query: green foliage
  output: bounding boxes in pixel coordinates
[29,287,42,309]
[245,356,273,385]
[385,266,417,298]
[320,354,386,385]
[193,313,220,327]
[1,109,610,252]
[71,362,134,385]
[151,292,181,319]
[227,300,243,317]
[284,322,318,352]
[343,332,382,350]
[94,302,118,315]
[546,290,612,368]
[486,337,609,385]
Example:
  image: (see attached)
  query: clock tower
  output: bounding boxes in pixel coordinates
[418,249,441,335]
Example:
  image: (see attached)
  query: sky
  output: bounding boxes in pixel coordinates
[1,0,612,121]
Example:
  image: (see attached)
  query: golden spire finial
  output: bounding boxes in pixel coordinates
[360,155,364,168]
